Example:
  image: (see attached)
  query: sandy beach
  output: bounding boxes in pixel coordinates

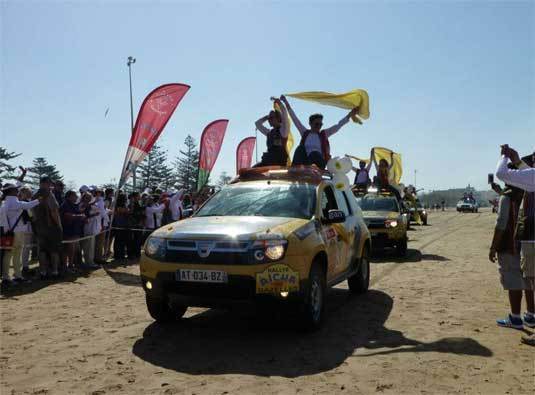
[1,209,533,394]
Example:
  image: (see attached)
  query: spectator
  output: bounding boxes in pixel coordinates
[0,182,39,287]
[92,188,109,264]
[170,189,185,222]
[145,195,165,231]
[112,193,129,261]
[79,192,100,269]
[60,190,85,273]
[489,183,533,329]
[53,181,65,206]
[127,192,145,260]
[32,176,63,279]
[496,146,535,346]
[18,186,36,277]
[159,194,173,226]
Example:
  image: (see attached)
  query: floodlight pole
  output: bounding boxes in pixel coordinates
[127,56,136,190]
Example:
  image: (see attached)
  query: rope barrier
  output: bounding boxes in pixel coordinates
[1,227,161,250]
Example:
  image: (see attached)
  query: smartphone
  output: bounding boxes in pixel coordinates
[488,173,494,184]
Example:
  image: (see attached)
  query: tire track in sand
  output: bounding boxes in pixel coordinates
[370,212,489,287]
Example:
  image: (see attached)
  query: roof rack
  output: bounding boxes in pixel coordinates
[234,165,331,184]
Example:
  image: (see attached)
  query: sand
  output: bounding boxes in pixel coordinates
[1,209,534,394]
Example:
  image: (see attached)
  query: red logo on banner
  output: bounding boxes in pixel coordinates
[236,137,256,173]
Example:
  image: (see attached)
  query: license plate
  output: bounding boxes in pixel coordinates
[176,269,228,283]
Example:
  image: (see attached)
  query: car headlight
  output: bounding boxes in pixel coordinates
[145,237,166,260]
[385,220,398,228]
[253,240,288,262]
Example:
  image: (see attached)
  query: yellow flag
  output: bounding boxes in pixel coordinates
[274,101,294,166]
[287,89,370,123]
[373,147,403,185]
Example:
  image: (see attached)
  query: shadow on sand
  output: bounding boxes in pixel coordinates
[371,248,450,264]
[132,289,491,378]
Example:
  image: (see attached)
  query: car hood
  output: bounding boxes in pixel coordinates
[361,210,399,220]
[152,216,306,240]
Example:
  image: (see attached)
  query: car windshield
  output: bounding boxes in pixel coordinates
[196,183,316,219]
[359,196,399,212]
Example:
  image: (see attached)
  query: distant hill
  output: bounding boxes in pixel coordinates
[418,185,498,208]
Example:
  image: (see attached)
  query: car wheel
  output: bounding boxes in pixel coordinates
[348,247,370,294]
[298,262,326,331]
[396,237,408,257]
[146,295,186,323]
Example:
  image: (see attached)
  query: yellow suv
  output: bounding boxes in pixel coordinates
[140,167,371,330]
[355,189,408,256]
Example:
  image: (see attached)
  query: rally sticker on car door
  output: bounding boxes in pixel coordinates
[256,264,300,294]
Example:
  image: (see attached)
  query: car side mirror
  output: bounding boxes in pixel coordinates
[324,209,346,224]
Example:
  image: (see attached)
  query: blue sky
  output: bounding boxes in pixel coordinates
[1,1,533,191]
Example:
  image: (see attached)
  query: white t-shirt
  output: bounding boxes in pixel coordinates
[304,133,322,156]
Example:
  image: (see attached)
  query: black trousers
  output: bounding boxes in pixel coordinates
[113,229,128,259]
[127,230,143,258]
[292,145,326,169]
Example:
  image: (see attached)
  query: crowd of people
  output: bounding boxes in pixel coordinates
[0,168,213,292]
[490,145,535,346]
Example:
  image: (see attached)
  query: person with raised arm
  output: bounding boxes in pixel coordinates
[254,98,289,167]
[281,95,357,169]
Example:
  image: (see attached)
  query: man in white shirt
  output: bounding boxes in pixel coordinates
[170,189,185,222]
[1,183,40,285]
[281,95,358,169]
[496,145,535,192]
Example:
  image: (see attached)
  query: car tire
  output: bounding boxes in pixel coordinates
[348,247,370,294]
[396,237,408,257]
[146,295,186,323]
[298,261,326,331]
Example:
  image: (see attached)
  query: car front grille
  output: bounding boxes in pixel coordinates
[165,239,254,265]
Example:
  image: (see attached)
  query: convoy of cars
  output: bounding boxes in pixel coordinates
[140,167,372,330]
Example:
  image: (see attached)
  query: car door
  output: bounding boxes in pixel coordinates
[317,185,344,282]
[333,188,356,276]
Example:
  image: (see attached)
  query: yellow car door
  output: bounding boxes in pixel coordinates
[316,185,349,280]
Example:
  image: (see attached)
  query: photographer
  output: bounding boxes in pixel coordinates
[496,145,535,346]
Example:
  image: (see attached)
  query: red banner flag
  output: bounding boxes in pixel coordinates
[197,119,229,191]
[119,83,190,187]
[236,137,256,174]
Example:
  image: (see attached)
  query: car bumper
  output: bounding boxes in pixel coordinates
[140,272,307,307]
[140,255,309,307]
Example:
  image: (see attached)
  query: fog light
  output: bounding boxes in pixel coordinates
[146,281,153,290]
[280,291,289,298]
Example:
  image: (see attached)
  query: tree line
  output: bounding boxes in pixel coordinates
[0,134,232,192]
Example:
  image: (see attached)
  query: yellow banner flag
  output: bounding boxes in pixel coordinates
[274,101,294,166]
[373,147,402,185]
[287,89,370,123]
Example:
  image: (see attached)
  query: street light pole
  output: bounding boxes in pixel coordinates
[414,169,417,188]
[127,56,136,190]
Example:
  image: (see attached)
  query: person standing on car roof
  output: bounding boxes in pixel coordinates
[281,95,358,169]
[254,98,289,167]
